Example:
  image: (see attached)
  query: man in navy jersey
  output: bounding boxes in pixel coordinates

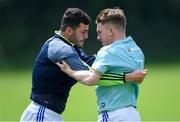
[20,8,147,122]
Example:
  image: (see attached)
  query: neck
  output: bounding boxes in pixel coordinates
[59,31,68,39]
[57,31,75,45]
[59,31,73,42]
[112,32,126,43]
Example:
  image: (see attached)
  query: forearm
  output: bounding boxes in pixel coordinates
[97,69,147,86]
[69,70,99,86]
[124,69,147,83]
[56,61,100,86]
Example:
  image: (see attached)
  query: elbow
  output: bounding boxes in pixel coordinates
[79,72,100,86]
[85,78,97,86]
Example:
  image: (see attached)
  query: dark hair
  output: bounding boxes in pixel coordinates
[96,8,126,32]
[60,8,91,31]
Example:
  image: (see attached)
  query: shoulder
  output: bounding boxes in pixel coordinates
[94,45,116,65]
[97,43,124,58]
[48,38,75,56]
[47,38,78,63]
[97,45,111,56]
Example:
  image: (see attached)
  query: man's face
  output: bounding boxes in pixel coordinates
[96,23,111,46]
[70,23,89,48]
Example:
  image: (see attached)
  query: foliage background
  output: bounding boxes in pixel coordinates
[0,0,180,66]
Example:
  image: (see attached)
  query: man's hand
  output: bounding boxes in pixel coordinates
[56,61,73,76]
[56,60,100,85]
[125,69,147,83]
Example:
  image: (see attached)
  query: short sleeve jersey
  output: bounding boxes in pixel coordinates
[92,36,144,113]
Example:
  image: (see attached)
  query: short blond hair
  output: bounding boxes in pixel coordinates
[96,8,126,32]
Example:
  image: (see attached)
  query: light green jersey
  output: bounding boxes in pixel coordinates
[92,36,144,113]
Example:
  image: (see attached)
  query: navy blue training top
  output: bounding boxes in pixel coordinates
[31,34,92,114]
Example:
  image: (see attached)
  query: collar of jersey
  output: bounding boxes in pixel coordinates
[54,30,75,46]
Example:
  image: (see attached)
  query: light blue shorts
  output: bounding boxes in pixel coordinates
[98,106,141,122]
[20,101,63,122]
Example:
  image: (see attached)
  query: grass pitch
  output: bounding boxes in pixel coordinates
[0,63,179,121]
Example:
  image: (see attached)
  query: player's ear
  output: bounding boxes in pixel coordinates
[66,27,74,35]
[109,26,113,36]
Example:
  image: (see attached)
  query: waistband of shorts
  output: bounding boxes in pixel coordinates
[30,93,64,114]
[99,105,136,114]
[31,101,60,116]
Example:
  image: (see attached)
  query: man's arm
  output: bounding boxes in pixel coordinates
[97,69,147,86]
[74,47,147,85]
[125,69,147,83]
[57,61,100,86]
[56,61,147,86]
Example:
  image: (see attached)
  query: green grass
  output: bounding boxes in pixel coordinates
[138,63,180,121]
[0,63,180,121]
